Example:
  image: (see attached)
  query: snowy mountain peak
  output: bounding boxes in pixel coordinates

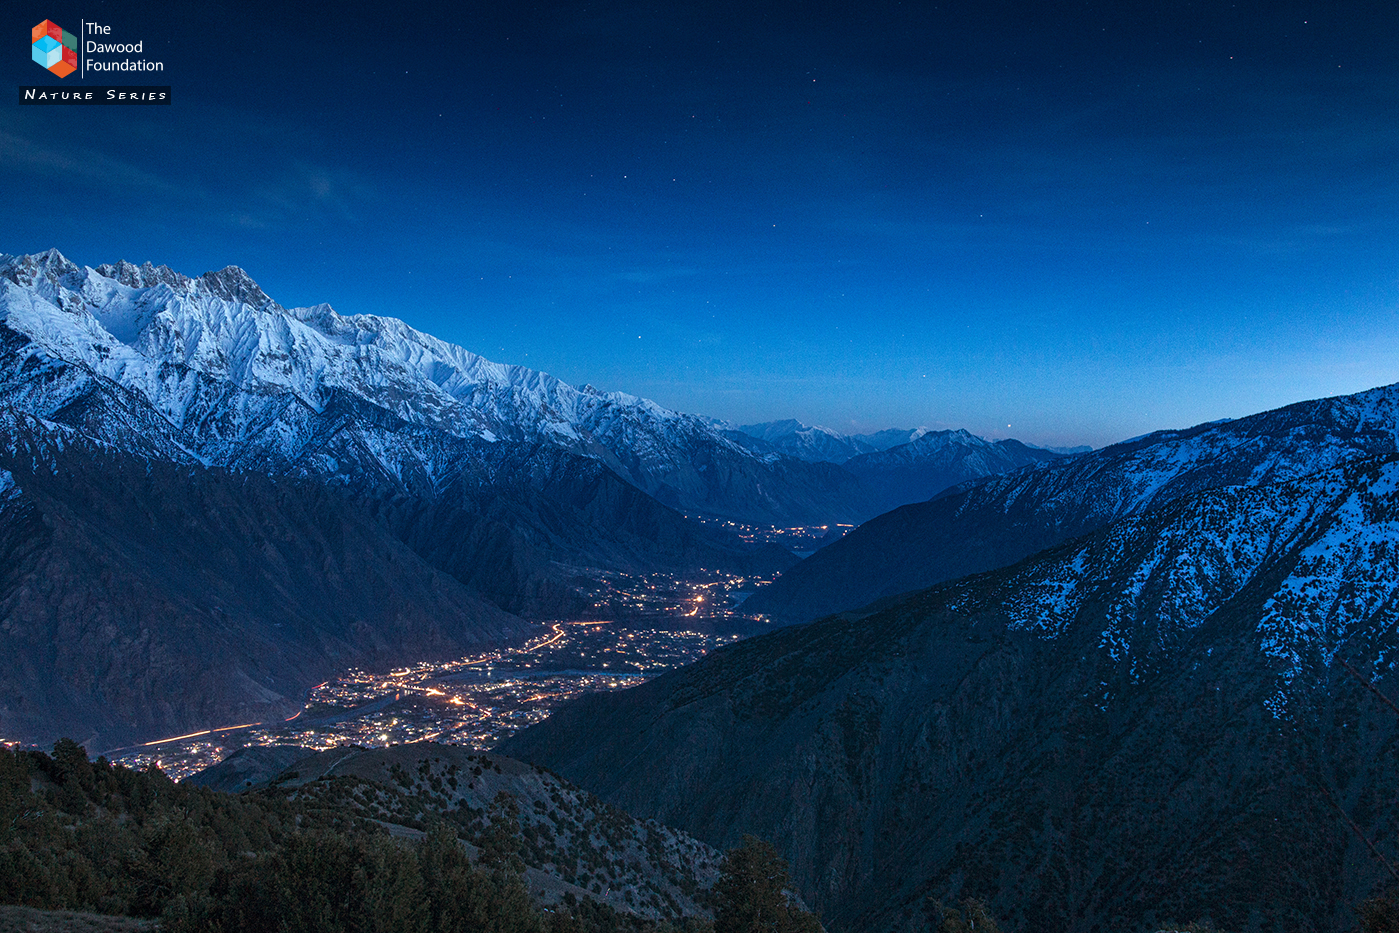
[922,427,981,446]
[739,419,825,443]
[0,251,676,440]
[0,248,83,289]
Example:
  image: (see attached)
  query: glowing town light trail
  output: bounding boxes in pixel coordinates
[138,720,262,748]
[522,619,612,653]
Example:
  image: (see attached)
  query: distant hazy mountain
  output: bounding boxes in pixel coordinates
[1027,441,1093,456]
[729,420,928,464]
[840,429,1067,514]
[724,420,1076,514]
[505,452,1399,932]
[745,382,1399,623]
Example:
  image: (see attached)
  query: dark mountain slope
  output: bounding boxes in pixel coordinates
[0,414,524,750]
[746,384,1399,624]
[376,440,799,617]
[505,454,1399,932]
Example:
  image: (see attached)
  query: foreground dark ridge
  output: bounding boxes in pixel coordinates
[0,739,724,931]
[190,742,723,921]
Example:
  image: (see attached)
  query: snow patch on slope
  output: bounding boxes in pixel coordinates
[984,458,1399,711]
[1259,460,1399,687]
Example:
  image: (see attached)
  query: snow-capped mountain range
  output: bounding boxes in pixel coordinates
[4,249,684,453]
[0,249,1077,525]
[0,249,870,524]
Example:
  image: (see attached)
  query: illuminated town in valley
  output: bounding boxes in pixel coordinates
[104,570,771,780]
[684,518,856,556]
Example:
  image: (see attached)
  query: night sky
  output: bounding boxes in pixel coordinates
[4,0,1398,448]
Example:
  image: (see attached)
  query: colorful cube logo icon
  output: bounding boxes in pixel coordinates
[31,19,77,78]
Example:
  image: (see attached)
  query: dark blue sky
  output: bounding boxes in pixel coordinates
[5,0,1399,447]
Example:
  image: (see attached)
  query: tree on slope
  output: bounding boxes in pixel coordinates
[712,835,821,933]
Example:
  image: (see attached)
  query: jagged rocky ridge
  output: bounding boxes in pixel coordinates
[505,452,1399,932]
[747,383,1399,623]
[0,249,874,527]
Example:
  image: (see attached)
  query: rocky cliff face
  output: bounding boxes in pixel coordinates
[747,384,1399,624]
[505,454,1399,932]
